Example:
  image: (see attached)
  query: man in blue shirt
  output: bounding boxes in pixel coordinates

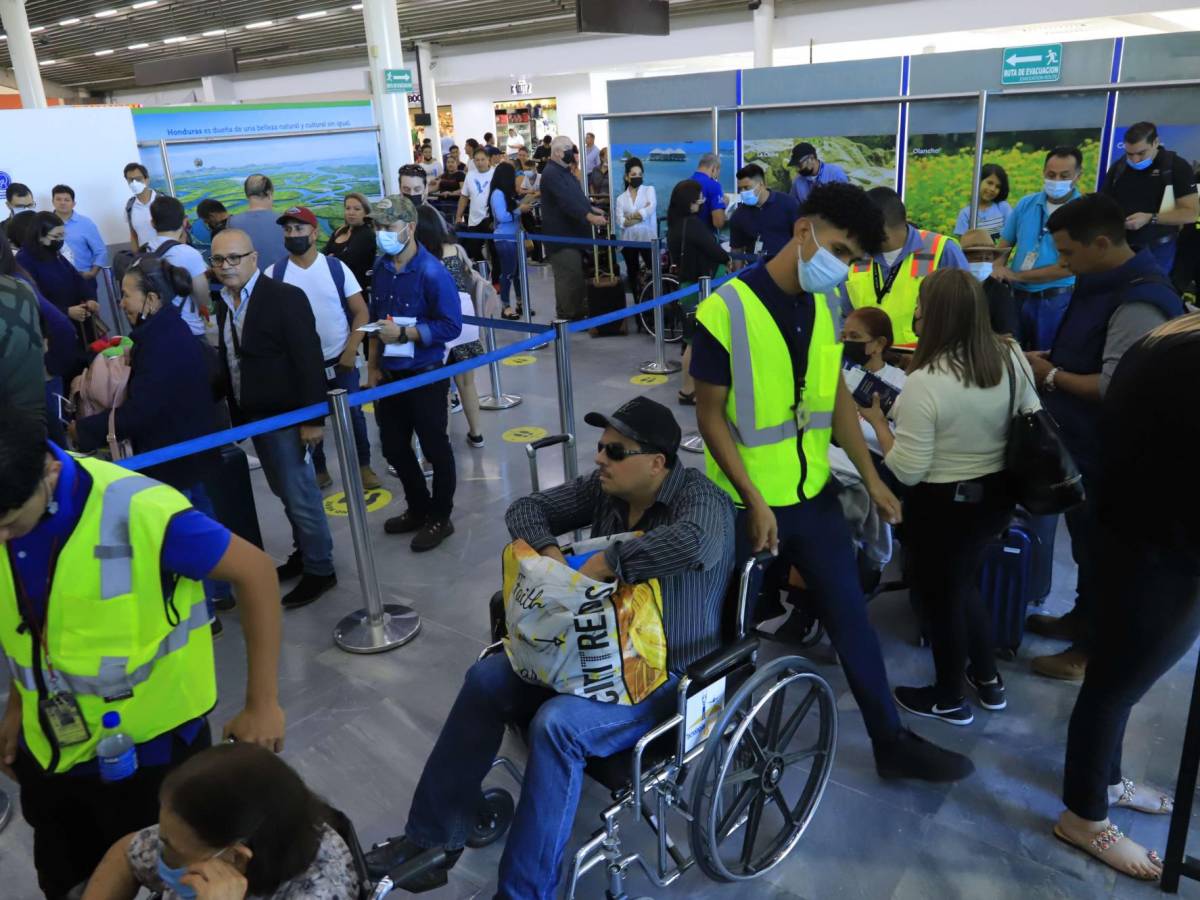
[50,185,109,280]
[729,163,800,263]
[368,195,463,552]
[994,146,1083,351]
[789,142,849,207]
[691,152,727,232]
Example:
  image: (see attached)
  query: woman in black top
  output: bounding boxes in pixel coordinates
[324,192,376,296]
[668,179,730,404]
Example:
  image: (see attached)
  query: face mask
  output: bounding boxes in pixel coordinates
[842,339,870,367]
[284,235,311,256]
[129,180,146,195]
[405,193,425,207]
[796,228,850,294]
[209,219,227,236]
[377,229,406,256]
[157,852,199,900]
[11,205,34,216]
[629,177,643,188]
[1044,179,1074,201]
[44,239,64,255]
[1127,156,1154,171]
[969,261,994,282]
[739,189,759,207]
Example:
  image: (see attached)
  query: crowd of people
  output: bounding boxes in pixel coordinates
[0,117,1196,899]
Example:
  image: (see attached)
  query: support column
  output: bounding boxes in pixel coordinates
[752,0,775,69]
[0,0,47,108]
[200,74,235,103]
[362,0,412,194]
[414,41,441,158]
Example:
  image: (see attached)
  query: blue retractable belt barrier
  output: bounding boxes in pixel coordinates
[453,230,654,250]
[462,314,552,335]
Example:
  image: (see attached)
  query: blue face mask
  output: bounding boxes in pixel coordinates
[796,227,850,294]
[1127,155,1154,171]
[376,228,407,257]
[157,852,199,900]
[739,189,759,207]
[1044,179,1074,201]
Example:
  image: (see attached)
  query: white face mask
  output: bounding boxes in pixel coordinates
[796,227,850,294]
[969,261,993,282]
[128,179,146,195]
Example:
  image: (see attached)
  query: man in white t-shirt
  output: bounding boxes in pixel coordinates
[123,161,158,250]
[270,206,380,491]
[456,147,496,263]
[145,195,210,337]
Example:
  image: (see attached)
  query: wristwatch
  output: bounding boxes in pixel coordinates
[1150,214,1160,226]
[1044,367,1060,393]
[397,327,409,345]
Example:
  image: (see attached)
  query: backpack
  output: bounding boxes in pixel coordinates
[112,239,190,311]
[1106,149,1179,213]
[272,255,352,322]
[455,244,501,318]
[70,337,134,461]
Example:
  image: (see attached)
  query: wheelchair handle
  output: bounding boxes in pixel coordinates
[735,552,776,640]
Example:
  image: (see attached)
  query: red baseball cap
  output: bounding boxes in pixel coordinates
[276,206,318,228]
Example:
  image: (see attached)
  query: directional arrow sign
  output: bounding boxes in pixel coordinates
[1002,43,1062,85]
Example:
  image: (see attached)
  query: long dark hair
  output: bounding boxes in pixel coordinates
[909,268,1006,389]
[489,162,519,213]
[667,179,702,227]
[0,229,34,282]
[160,743,332,896]
[22,211,65,257]
[415,204,452,257]
[979,163,1010,203]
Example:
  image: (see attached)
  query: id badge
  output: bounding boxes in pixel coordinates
[40,692,90,747]
[794,403,811,430]
[324,365,337,381]
[1020,251,1039,272]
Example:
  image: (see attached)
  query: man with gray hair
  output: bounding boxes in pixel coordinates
[538,135,608,319]
[229,174,287,271]
[691,152,727,232]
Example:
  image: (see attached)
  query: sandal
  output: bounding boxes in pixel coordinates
[677,391,696,406]
[501,308,519,320]
[1053,822,1163,881]
[1114,778,1174,815]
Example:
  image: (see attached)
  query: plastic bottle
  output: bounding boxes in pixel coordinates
[96,711,138,783]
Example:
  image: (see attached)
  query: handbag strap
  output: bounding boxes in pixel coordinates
[1002,343,1018,442]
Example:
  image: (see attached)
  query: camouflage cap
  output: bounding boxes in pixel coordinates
[371,194,417,226]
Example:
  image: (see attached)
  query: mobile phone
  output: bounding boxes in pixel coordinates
[953,482,984,504]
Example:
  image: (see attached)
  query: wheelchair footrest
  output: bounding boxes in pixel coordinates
[364,840,459,894]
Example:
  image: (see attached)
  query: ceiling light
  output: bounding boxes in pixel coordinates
[245,20,274,29]
[59,17,81,26]
[94,9,120,18]
[132,0,159,7]
[203,29,227,36]
[29,26,45,33]
[40,59,56,66]
[95,49,115,55]
[163,36,188,43]
[351,3,363,8]
[128,42,150,48]
[297,10,328,19]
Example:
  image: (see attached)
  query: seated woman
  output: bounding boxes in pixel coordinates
[953,163,1012,242]
[841,306,906,457]
[82,742,359,900]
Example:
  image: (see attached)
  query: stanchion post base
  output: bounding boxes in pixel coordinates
[334,603,421,654]
[681,433,704,454]
[639,360,682,375]
[479,394,523,410]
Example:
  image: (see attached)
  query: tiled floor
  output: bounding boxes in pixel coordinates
[2,266,1198,899]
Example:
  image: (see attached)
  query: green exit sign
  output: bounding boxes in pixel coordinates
[1001,44,1062,85]
[384,69,413,93]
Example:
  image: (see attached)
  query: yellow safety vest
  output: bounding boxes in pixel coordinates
[832,229,949,346]
[0,456,216,774]
[696,277,843,507]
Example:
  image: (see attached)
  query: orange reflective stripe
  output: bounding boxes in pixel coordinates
[909,231,942,277]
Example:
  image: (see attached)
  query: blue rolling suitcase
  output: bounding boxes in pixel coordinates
[979,519,1035,660]
[1015,509,1059,606]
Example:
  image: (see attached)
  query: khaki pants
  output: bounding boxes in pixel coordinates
[548,247,586,320]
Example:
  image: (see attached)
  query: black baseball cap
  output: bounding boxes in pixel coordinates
[789,142,817,167]
[585,397,681,456]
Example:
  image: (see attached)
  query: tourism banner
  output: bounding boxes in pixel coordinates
[742,135,898,197]
[609,141,737,230]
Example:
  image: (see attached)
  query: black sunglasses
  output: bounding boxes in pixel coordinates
[597,441,659,462]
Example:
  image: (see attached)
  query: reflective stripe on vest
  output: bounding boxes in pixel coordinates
[908,230,941,278]
[95,474,157,600]
[4,600,212,698]
[724,287,799,449]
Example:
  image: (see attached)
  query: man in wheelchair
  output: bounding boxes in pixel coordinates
[369,397,735,899]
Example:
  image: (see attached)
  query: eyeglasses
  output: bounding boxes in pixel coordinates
[210,252,252,268]
[597,441,659,462]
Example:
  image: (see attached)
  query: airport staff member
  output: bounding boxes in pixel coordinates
[0,405,285,899]
[1101,121,1199,275]
[832,187,967,347]
[691,152,727,232]
[730,163,800,263]
[692,182,973,785]
[993,146,1083,351]
[789,142,848,206]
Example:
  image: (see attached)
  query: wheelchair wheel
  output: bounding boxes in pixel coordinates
[637,276,684,343]
[466,787,515,848]
[688,655,837,882]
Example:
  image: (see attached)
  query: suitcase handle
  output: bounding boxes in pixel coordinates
[525,434,574,493]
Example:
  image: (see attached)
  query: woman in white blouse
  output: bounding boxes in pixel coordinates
[613,156,658,298]
[862,268,1041,728]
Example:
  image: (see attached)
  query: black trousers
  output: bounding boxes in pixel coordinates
[1061,471,1100,650]
[376,368,456,520]
[1063,529,1200,820]
[620,247,653,298]
[905,473,1014,704]
[15,719,212,899]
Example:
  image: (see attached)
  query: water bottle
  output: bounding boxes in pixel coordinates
[96,711,138,783]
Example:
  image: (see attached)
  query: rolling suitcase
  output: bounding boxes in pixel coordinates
[204,443,264,550]
[979,518,1035,659]
[585,225,627,337]
[1015,508,1059,605]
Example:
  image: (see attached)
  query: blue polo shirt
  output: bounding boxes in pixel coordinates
[61,212,110,272]
[691,170,726,232]
[729,190,801,259]
[7,443,232,773]
[369,243,463,372]
[790,162,849,207]
[1000,189,1080,294]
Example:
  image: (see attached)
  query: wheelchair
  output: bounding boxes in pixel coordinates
[465,550,839,899]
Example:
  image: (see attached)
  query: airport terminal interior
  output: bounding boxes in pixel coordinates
[3,1,1200,898]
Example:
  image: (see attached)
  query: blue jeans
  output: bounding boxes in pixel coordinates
[405,652,676,900]
[1143,238,1178,277]
[312,365,371,473]
[737,486,902,743]
[184,482,233,607]
[252,426,334,576]
[494,231,518,307]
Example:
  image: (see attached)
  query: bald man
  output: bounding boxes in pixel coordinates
[538,135,608,319]
[228,174,287,271]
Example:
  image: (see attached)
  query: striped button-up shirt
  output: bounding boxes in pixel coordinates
[505,464,736,673]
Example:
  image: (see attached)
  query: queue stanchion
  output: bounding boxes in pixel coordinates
[640,237,681,375]
[680,274,710,454]
[328,388,421,654]
[516,227,549,351]
[552,318,582,542]
[478,323,522,410]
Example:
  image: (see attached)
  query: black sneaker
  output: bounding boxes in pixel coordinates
[276,552,303,582]
[873,728,975,783]
[282,573,337,610]
[211,616,223,638]
[213,594,236,612]
[385,509,428,535]
[466,432,485,449]
[893,685,974,726]
[412,518,455,553]
[364,835,462,892]
[966,668,1008,711]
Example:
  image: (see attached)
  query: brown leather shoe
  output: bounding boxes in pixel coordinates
[360,465,382,491]
[1032,647,1088,681]
[1026,612,1081,642]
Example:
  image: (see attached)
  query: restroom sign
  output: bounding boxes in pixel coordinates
[1001,44,1062,85]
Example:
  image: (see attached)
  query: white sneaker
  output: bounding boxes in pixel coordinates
[246,454,262,471]
[467,432,484,449]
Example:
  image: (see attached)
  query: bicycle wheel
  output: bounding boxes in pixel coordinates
[638,275,683,342]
